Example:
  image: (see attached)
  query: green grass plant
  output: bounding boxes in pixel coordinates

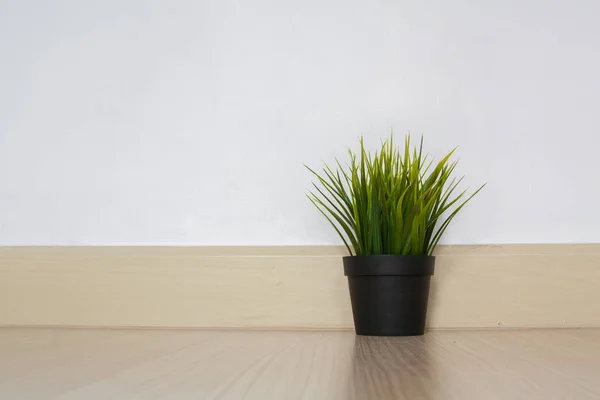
[306,135,484,256]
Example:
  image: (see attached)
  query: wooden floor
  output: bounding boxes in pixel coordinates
[0,328,599,399]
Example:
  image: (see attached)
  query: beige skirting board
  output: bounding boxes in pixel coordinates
[0,244,599,329]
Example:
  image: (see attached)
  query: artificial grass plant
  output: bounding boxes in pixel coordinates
[306,135,484,256]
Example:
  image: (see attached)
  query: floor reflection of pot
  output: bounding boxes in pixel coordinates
[347,335,441,399]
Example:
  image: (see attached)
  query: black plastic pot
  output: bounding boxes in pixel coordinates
[343,255,435,336]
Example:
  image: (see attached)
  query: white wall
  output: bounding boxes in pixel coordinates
[1,0,599,245]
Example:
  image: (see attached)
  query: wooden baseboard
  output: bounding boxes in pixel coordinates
[1,245,599,329]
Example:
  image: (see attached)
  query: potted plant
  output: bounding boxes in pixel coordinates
[306,135,484,336]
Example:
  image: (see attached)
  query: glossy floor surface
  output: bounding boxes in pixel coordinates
[0,328,599,399]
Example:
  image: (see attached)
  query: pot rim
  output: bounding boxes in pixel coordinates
[343,254,435,277]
